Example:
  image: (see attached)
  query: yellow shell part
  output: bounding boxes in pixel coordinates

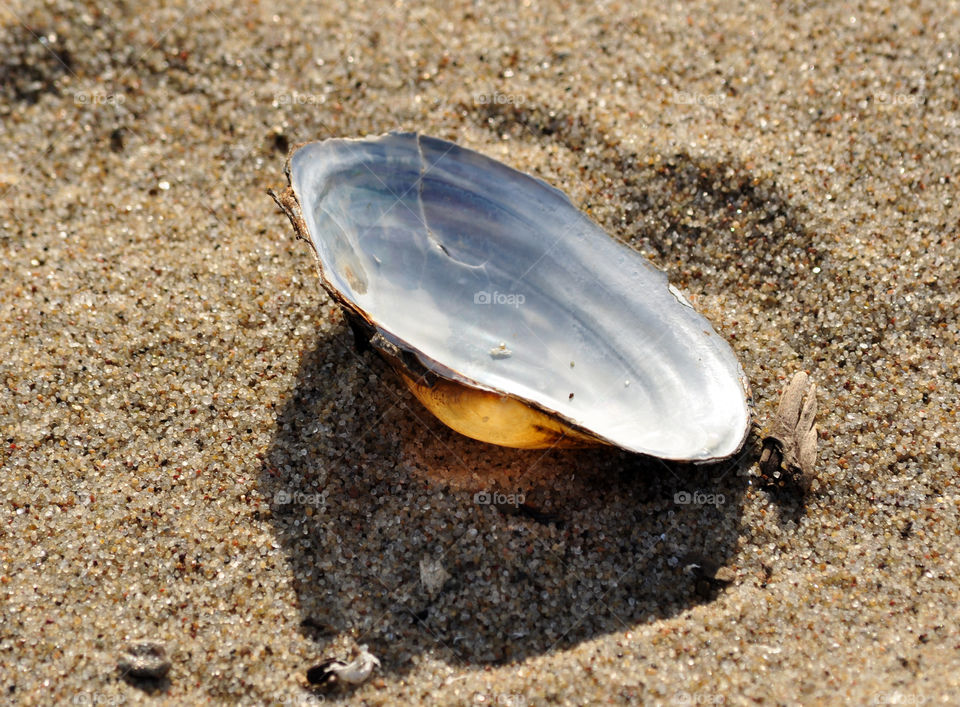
[397,370,604,449]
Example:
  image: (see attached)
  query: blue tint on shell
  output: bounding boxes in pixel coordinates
[289,133,750,460]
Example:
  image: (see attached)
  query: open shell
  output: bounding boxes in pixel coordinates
[271,133,750,461]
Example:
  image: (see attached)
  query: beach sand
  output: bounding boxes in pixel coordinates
[1,0,958,704]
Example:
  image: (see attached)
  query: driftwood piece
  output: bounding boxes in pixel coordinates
[759,371,818,492]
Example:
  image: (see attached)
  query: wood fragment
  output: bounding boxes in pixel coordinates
[759,371,818,492]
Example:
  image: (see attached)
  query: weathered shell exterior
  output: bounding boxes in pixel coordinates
[271,133,750,461]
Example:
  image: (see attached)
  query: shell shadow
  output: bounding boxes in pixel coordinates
[261,328,754,680]
[0,23,73,105]
[261,114,819,686]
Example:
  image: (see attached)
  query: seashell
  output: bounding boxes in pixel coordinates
[270,133,750,461]
[307,644,380,686]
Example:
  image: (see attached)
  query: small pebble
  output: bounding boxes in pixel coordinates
[117,642,171,681]
[419,558,452,599]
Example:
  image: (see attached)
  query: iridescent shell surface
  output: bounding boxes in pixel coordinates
[273,133,750,461]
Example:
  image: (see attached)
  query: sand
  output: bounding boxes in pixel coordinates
[1,0,958,704]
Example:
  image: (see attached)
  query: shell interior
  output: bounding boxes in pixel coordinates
[286,132,750,461]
